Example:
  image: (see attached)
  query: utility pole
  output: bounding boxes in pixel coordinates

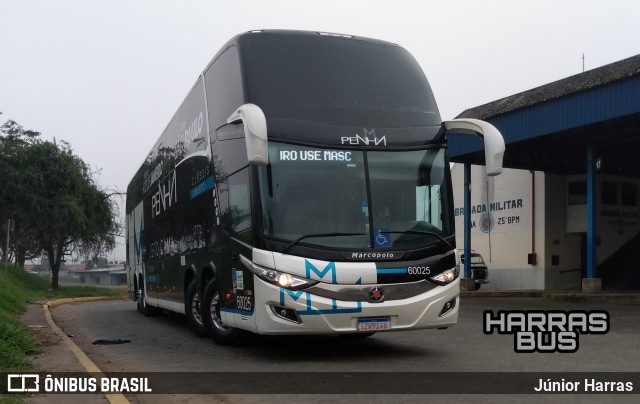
[582,53,585,73]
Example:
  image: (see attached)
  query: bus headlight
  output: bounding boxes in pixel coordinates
[240,255,318,290]
[429,268,459,286]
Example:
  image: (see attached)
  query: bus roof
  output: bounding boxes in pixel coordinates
[218,30,443,147]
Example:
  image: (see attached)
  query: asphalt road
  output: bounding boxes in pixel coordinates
[48,297,640,403]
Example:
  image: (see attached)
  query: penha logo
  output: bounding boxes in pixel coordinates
[341,128,386,146]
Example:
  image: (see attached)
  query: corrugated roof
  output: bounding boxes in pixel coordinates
[457,54,640,120]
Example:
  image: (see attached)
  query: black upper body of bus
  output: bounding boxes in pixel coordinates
[220,30,455,265]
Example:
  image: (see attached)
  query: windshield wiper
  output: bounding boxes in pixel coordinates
[379,230,453,250]
[282,232,366,254]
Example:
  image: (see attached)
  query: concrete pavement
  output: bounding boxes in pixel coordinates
[17,289,638,403]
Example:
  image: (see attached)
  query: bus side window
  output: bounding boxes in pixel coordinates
[229,168,252,239]
[205,45,244,131]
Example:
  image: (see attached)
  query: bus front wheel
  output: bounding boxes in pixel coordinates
[202,278,252,346]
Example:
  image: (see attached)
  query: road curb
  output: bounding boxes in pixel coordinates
[44,297,130,404]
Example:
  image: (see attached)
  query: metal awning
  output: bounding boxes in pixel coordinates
[449,54,640,177]
[447,53,640,289]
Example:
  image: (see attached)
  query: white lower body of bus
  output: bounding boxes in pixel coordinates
[220,248,459,335]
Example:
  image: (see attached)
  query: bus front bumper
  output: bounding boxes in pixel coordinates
[252,276,459,335]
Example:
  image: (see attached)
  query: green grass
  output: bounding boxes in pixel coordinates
[0,263,123,372]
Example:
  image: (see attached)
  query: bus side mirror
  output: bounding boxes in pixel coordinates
[227,103,268,166]
[443,119,505,176]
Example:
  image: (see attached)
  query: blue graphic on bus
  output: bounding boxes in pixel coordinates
[305,259,337,284]
[280,289,362,315]
[376,268,407,275]
[189,175,215,200]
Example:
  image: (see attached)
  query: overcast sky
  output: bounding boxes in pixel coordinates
[2,0,640,260]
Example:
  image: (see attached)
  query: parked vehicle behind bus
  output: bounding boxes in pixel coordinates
[456,250,490,290]
[126,30,504,345]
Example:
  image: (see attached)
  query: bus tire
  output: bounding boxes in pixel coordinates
[202,278,252,346]
[185,279,207,337]
[137,279,158,317]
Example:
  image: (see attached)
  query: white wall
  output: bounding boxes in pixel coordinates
[452,165,640,290]
[451,165,545,290]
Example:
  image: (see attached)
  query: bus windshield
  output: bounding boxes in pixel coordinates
[257,143,453,250]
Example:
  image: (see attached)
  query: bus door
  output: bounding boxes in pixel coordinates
[215,126,257,331]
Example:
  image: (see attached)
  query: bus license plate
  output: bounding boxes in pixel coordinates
[357,317,391,331]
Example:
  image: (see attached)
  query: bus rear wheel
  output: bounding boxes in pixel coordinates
[185,279,207,337]
[202,278,252,346]
[137,279,158,317]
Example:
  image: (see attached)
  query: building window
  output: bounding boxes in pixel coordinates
[601,181,618,205]
[621,183,638,207]
[568,181,586,205]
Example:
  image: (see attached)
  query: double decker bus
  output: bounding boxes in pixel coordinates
[126,30,504,345]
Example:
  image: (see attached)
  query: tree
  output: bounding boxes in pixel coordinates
[0,120,43,267]
[0,120,40,142]
[0,120,119,289]
[84,260,95,271]
[21,140,119,289]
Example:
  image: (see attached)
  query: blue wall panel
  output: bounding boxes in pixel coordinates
[449,75,640,159]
